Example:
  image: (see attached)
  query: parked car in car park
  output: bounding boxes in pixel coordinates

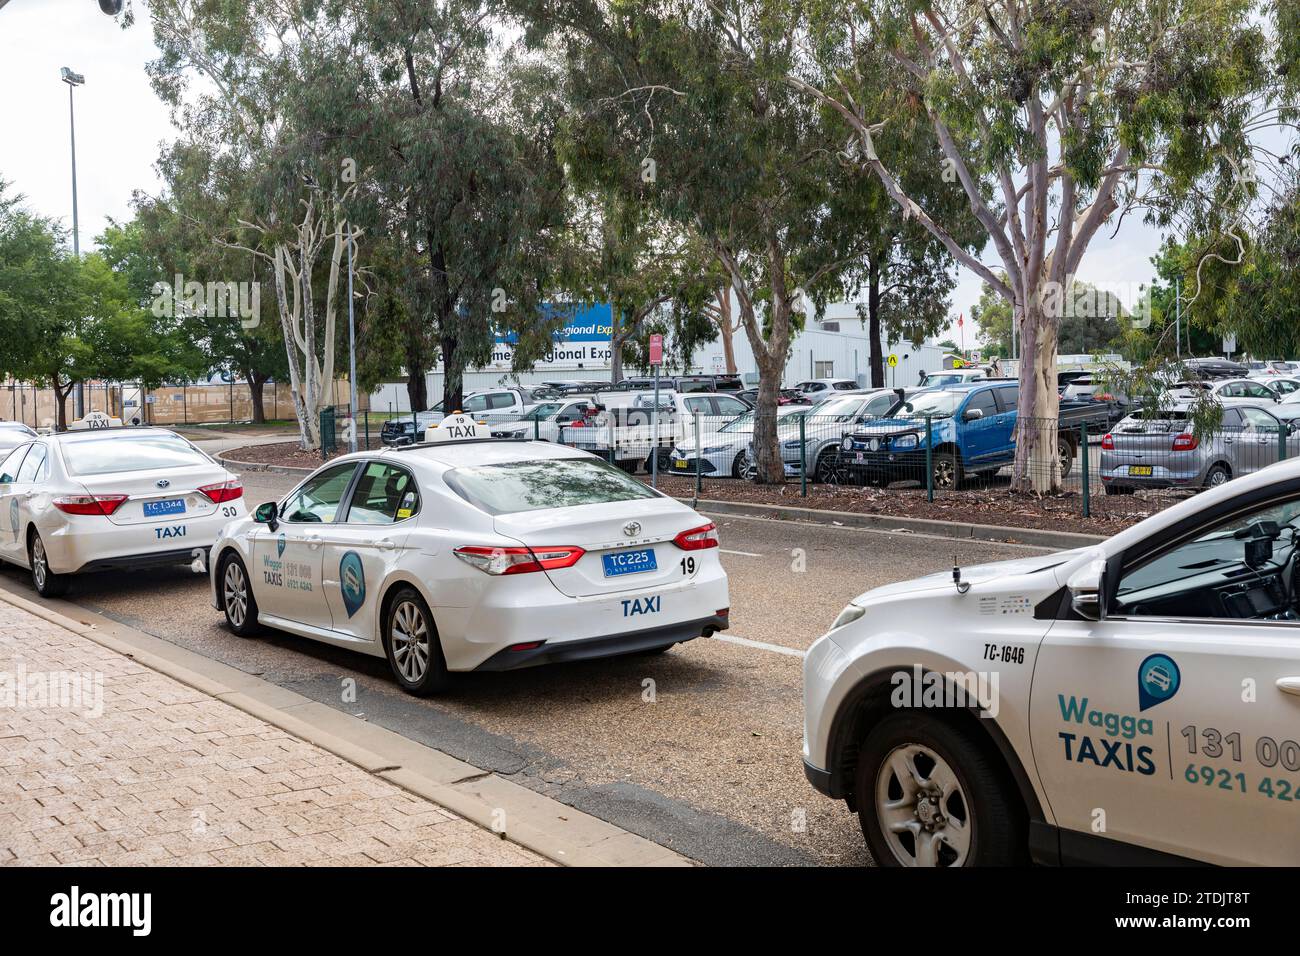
[917,367,992,388]
[487,400,603,441]
[668,405,805,477]
[793,378,861,401]
[212,415,730,695]
[764,390,903,481]
[1099,404,1297,494]
[380,386,546,445]
[567,391,752,473]
[0,421,37,455]
[803,457,1300,865]
[0,426,243,598]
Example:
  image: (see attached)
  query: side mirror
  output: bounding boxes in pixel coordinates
[1067,556,1107,621]
[963,407,984,422]
[254,501,279,530]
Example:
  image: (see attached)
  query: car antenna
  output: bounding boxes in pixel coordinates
[953,557,971,595]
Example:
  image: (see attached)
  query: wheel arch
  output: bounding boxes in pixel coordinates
[374,571,443,652]
[823,666,1045,826]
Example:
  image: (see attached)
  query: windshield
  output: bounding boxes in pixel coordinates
[887,390,963,419]
[61,433,211,476]
[444,457,660,515]
[718,411,757,432]
[524,403,563,420]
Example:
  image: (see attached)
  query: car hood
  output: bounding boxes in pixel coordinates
[852,548,1083,604]
[676,430,745,452]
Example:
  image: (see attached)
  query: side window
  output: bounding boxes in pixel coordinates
[555,404,581,423]
[993,386,1020,413]
[16,445,47,483]
[713,396,748,417]
[461,395,488,413]
[1221,383,1244,398]
[281,464,358,523]
[684,397,711,416]
[486,392,515,410]
[1248,383,1275,399]
[1241,407,1280,433]
[866,394,894,416]
[963,390,999,419]
[1220,408,1244,429]
[344,463,419,525]
[0,445,30,483]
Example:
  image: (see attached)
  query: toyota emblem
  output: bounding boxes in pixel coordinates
[623,521,641,537]
[156,479,170,488]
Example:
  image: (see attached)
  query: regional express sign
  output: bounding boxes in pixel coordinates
[482,303,615,370]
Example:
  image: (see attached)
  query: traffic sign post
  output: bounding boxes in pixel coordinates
[650,334,663,488]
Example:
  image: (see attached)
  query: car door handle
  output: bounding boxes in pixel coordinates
[304,534,322,551]
[376,538,396,551]
[1277,677,1300,697]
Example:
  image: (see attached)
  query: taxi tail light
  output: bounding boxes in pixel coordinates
[673,522,719,550]
[453,545,585,575]
[198,480,244,503]
[1172,432,1199,451]
[53,494,128,516]
[1100,433,1115,450]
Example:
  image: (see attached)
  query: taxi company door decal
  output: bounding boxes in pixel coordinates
[340,551,366,618]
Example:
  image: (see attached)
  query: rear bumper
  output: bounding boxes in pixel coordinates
[474,612,729,670]
[73,546,209,574]
[41,508,236,575]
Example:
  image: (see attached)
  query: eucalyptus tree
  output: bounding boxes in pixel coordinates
[789,0,1285,491]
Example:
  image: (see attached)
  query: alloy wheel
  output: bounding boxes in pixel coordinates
[223,561,248,628]
[875,743,972,867]
[31,537,46,590]
[391,600,430,683]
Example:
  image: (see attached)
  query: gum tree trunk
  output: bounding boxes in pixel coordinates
[1011,299,1061,493]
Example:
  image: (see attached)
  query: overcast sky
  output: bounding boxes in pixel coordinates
[1,0,1174,348]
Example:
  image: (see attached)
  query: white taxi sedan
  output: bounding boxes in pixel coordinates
[0,427,244,598]
[209,416,731,695]
[804,455,1300,866]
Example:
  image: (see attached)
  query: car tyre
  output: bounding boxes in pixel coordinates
[731,452,746,479]
[383,586,451,696]
[28,532,70,599]
[855,712,1025,867]
[219,551,261,637]
[1057,437,1075,478]
[1204,463,1232,488]
[814,449,841,484]
[932,451,963,490]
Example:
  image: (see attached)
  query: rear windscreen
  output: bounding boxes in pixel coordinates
[61,434,211,476]
[444,458,660,515]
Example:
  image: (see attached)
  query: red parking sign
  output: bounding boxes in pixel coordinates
[649,334,663,366]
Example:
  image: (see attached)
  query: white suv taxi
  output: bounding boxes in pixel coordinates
[804,457,1300,866]
[211,415,730,695]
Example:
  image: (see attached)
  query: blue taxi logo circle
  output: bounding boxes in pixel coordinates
[340,551,366,618]
[1138,653,1180,711]
[276,532,286,558]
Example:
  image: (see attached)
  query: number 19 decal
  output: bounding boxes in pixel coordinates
[680,556,696,576]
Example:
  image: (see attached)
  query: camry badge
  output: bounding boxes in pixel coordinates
[623,521,641,537]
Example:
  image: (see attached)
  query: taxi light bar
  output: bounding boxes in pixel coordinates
[453,545,586,575]
[673,522,719,550]
[198,480,244,504]
[53,494,128,516]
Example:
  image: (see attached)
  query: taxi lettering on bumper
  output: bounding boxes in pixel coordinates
[622,595,661,617]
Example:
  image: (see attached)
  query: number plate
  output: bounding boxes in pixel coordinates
[1128,465,1153,477]
[143,498,186,517]
[603,548,657,577]
[855,452,864,462]
[673,459,689,470]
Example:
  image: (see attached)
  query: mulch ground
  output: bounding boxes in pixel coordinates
[225,441,1181,536]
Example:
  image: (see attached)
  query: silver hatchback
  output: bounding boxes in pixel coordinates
[1100,404,1299,494]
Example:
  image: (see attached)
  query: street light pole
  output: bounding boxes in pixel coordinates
[347,226,358,452]
[62,66,86,421]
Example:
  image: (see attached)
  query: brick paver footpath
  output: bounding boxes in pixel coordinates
[0,600,548,867]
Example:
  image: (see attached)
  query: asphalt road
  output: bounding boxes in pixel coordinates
[0,466,1050,866]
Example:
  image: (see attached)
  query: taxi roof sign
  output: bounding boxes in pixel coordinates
[424,413,484,443]
[67,411,123,430]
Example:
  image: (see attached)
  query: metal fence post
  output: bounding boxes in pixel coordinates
[607,412,615,465]
[534,415,540,440]
[1279,421,1288,462]
[799,414,807,497]
[1080,420,1091,518]
[694,409,703,503]
[925,415,934,503]
[364,412,370,451]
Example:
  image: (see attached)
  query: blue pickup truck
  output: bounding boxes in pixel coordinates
[839,381,1088,488]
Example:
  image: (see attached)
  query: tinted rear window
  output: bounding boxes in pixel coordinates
[444,457,660,515]
[61,434,211,476]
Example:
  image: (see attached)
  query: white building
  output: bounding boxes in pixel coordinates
[369,299,950,413]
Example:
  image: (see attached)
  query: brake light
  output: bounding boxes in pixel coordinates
[1100,433,1114,450]
[53,494,128,516]
[453,545,585,575]
[1172,432,1199,451]
[673,522,719,550]
[198,479,243,503]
